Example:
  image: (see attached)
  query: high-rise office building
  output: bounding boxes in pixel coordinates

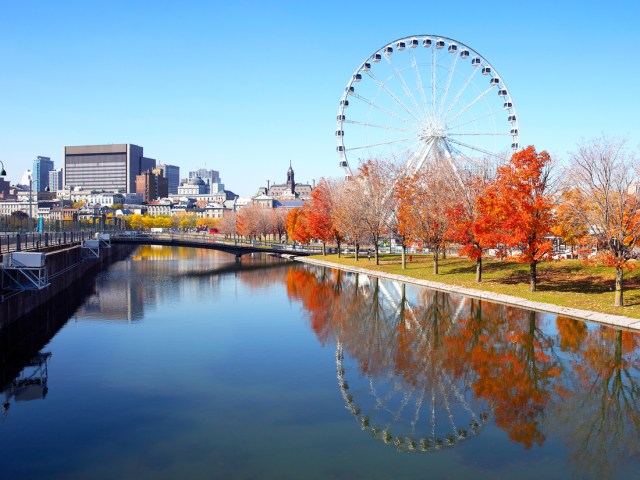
[63,144,156,193]
[156,164,180,194]
[136,170,168,203]
[48,168,64,192]
[33,156,54,192]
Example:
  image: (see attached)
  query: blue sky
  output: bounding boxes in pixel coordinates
[0,0,638,196]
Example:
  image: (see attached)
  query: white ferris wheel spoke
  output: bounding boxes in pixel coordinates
[439,379,459,436]
[437,49,460,118]
[411,386,426,433]
[446,86,496,124]
[446,142,486,174]
[442,66,480,120]
[383,53,424,118]
[447,107,507,132]
[343,119,416,133]
[409,49,429,118]
[448,132,510,136]
[447,137,506,160]
[392,138,426,168]
[431,46,437,121]
[362,71,422,123]
[443,373,481,423]
[346,136,419,152]
[350,92,413,126]
[430,387,436,438]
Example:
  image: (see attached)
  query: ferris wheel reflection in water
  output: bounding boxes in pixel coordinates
[286,265,640,477]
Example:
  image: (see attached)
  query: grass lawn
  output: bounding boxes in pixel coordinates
[310,253,640,319]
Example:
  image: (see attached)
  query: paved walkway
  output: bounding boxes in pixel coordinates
[293,256,640,332]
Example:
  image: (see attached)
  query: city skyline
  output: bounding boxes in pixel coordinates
[0,1,639,196]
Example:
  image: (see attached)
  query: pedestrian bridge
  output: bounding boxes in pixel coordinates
[109,232,321,261]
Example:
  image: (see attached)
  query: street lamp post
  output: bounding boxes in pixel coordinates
[28,174,33,233]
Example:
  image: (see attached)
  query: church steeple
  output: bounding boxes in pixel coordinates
[287,161,295,193]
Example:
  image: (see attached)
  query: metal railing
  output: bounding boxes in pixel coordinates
[0,231,96,255]
[111,231,328,255]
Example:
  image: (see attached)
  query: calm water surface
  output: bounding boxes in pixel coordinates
[1,246,639,479]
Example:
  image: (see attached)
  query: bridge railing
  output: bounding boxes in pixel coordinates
[0,231,97,255]
[111,231,327,254]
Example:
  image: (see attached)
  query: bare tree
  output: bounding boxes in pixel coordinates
[566,136,640,306]
[218,211,238,239]
[270,208,288,242]
[332,178,368,260]
[355,159,397,265]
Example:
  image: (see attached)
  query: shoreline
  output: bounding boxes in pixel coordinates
[291,255,640,333]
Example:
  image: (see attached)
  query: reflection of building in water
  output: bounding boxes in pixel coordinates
[2,352,51,417]
[75,259,145,322]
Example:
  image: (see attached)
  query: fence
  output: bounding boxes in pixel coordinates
[0,231,98,255]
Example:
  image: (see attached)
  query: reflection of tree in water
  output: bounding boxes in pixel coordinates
[549,320,640,479]
[287,267,491,452]
[469,308,561,449]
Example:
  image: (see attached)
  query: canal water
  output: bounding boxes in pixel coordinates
[1,246,639,479]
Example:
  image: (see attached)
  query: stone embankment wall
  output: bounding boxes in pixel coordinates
[0,244,134,328]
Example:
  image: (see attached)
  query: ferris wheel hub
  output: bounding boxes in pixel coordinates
[420,122,447,140]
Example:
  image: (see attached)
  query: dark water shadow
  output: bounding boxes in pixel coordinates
[0,276,98,391]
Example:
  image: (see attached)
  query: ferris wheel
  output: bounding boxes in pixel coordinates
[336,35,519,177]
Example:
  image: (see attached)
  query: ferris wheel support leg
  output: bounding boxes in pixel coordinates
[409,138,436,176]
[441,140,465,189]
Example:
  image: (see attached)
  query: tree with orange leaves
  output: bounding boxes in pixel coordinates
[285,205,312,244]
[565,136,640,306]
[307,179,336,255]
[476,146,555,292]
[446,168,496,282]
[293,204,312,244]
[285,207,300,241]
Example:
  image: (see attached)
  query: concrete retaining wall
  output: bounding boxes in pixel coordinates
[0,244,134,329]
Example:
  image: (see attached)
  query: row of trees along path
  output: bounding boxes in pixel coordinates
[283,136,639,307]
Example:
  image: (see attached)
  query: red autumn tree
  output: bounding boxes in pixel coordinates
[476,146,555,292]
[293,204,312,244]
[446,171,495,282]
[307,179,335,255]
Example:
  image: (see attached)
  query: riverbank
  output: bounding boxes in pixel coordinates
[0,244,134,328]
[294,255,640,332]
